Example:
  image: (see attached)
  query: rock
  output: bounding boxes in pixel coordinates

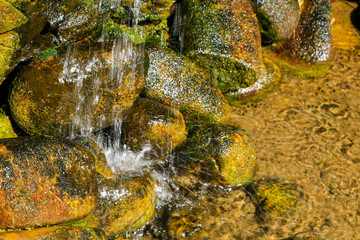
[0,226,106,240]
[251,0,300,44]
[0,31,20,85]
[174,0,263,93]
[0,108,17,139]
[246,178,302,215]
[16,33,57,62]
[67,175,157,238]
[142,46,231,124]
[280,0,334,63]
[0,137,98,230]
[0,0,27,34]
[9,40,147,136]
[121,97,187,159]
[175,123,257,187]
[42,0,104,43]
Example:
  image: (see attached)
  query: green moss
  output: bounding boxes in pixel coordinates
[33,47,58,60]
[0,0,28,34]
[253,7,281,44]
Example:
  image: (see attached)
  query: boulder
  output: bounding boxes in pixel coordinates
[42,0,104,43]
[175,0,263,93]
[0,226,106,240]
[0,137,98,230]
[121,97,187,159]
[9,41,147,136]
[0,31,20,85]
[280,0,334,63]
[142,46,231,124]
[175,123,257,187]
[0,0,27,34]
[251,0,300,44]
[67,175,157,238]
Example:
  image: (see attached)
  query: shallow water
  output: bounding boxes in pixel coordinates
[136,2,360,239]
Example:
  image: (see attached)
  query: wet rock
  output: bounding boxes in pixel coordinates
[251,0,300,44]
[0,31,20,84]
[0,108,17,139]
[175,123,257,187]
[121,97,187,159]
[280,0,334,63]
[9,40,147,136]
[68,175,157,238]
[0,0,27,34]
[0,137,98,230]
[142,46,231,124]
[0,226,106,240]
[246,178,302,216]
[42,0,104,43]
[175,0,263,93]
[16,33,57,62]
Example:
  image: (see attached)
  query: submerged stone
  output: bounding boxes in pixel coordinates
[246,178,302,215]
[175,0,263,93]
[142,46,231,124]
[280,0,334,64]
[67,175,157,238]
[251,0,300,44]
[0,137,98,230]
[0,226,106,240]
[0,31,20,85]
[121,97,187,159]
[9,40,147,136]
[0,0,28,34]
[175,123,257,187]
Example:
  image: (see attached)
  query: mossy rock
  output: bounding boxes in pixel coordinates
[246,178,302,215]
[0,108,17,139]
[67,175,157,238]
[176,0,263,92]
[0,31,20,85]
[279,0,334,64]
[121,97,187,159]
[251,0,300,44]
[174,123,257,187]
[0,0,28,34]
[9,41,147,136]
[0,226,106,240]
[142,46,231,124]
[224,57,282,105]
[42,0,104,43]
[0,137,98,230]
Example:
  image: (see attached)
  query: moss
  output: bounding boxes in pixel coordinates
[0,108,17,139]
[33,47,58,60]
[0,0,28,34]
[253,7,280,44]
[0,31,20,84]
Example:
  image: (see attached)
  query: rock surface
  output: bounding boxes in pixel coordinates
[0,31,20,85]
[0,108,17,139]
[0,137,98,230]
[142,46,231,124]
[9,40,147,136]
[177,0,263,92]
[68,175,156,238]
[122,97,187,159]
[0,0,27,34]
[175,123,257,187]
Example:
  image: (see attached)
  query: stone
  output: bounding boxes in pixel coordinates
[280,0,334,63]
[0,137,98,230]
[0,0,27,34]
[174,0,263,93]
[142,46,231,124]
[0,226,106,240]
[0,31,20,85]
[175,123,257,187]
[121,97,187,159]
[251,0,300,44]
[9,40,147,136]
[67,175,157,238]
[0,108,17,139]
